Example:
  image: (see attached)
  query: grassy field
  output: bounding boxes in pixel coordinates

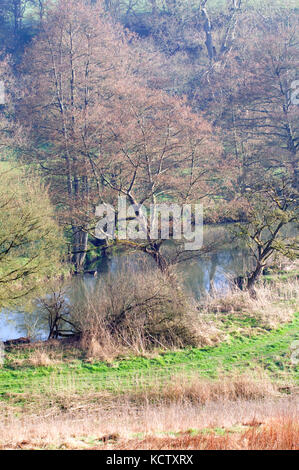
[1,270,298,449]
[1,316,298,449]
[1,312,299,399]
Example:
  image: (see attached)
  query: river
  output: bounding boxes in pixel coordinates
[0,224,252,342]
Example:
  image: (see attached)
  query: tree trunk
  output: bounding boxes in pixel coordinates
[153,250,169,272]
[246,263,264,295]
[201,7,215,61]
[144,242,169,273]
[72,227,88,273]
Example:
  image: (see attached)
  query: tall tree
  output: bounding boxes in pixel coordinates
[0,164,64,308]
[18,0,137,271]
[18,0,221,271]
[197,9,299,190]
[235,177,298,291]
[98,85,222,270]
[195,9,299,288]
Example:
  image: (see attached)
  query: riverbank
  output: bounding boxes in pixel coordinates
[0,270,298,449]
[1,310,299,399]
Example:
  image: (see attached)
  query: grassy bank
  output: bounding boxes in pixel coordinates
[0,273,298,449]
[1,311,298,402]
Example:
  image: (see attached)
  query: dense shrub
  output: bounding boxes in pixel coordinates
[70,268,213,356]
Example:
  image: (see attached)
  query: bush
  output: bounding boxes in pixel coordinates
[70,268,216,358]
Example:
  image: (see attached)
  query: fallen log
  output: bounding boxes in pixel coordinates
[4,337,31,347]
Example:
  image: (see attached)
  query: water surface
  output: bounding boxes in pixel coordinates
[0,225,251,341]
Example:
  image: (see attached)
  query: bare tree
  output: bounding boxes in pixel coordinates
[18,0,222,273]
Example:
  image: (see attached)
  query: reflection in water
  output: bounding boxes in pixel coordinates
[180,247,250,299]
[0,225,251,341]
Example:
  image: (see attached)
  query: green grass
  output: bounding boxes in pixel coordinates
[263,270,299,282]
[1,312,298,402]
[1,265,298,406]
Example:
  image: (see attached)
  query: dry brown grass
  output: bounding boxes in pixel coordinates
[127,372,278,404]
[110,418,299,449]
[27,350,61,367]
[242,418,299,450]
[6,340,69,367]
[0,396,298,450]
[8,349,61,368]
[1,370,279,416]
[203,278,299,328]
